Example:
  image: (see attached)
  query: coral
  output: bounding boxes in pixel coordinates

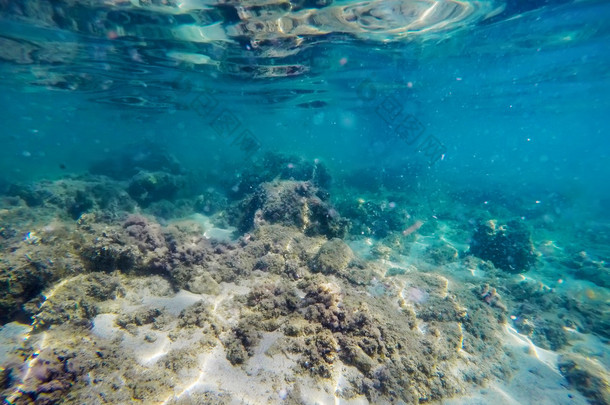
[468,219,537,273]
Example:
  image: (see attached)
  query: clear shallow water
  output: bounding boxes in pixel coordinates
[1,0,609,202]
[0,0,609,404]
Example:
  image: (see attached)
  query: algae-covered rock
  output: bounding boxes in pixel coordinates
[311,238,353,275]
[6,183,50,207]
[127,170,184,206]
[66,190,94,219]
[229,152,332,198]
[89,143,183,180]
[562,250,610,288]
[223,316,262,365]
[235,180,348,239]
[194,189,228,215]
[469,219,537,273]
[559,354,610,405]
[425,241,459,265]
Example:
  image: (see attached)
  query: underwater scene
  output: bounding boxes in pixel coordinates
[1,0,609,404]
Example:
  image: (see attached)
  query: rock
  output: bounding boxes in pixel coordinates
[89,143,183,180]
[6,184,49,207]
[562,251,610,288]
[469,219,537,273]
[127,171,184,206]
[229,152,332,198]
[311,239,353,275]
[424,242,458,265]
[235,180,348,239]
[337,198,411,238]
[81,230,139,273]
[194,189,228,215]
[67,190,94,219]
[559,354,610,405]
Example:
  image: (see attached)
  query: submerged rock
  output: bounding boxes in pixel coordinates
[6,177,136,221]
[3,162,605,405]
[310,238,354,275]
[562,250,610,288]
[127,170,184,206]
[336,198,412,238]
[66,189,94,219]
[468,219,537,273]
[559,354,610,405]
[89,144,183,180]
[424,241,459,265]
[234,180,349,239]
[229,152,332,198]
[6,184,50,207]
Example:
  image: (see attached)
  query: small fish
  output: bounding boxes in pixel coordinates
[402,220,424,236]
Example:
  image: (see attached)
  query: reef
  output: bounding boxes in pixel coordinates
[0,151,607,404]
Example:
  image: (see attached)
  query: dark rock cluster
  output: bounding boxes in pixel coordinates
[233,180,349,239]
[468,219,537,273]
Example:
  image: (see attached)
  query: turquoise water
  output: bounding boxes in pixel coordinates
[1,0,609,404]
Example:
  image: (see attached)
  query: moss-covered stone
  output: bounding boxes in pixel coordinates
[310,238,353,275]
[559,354,610,405]
[469,219,537,273]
